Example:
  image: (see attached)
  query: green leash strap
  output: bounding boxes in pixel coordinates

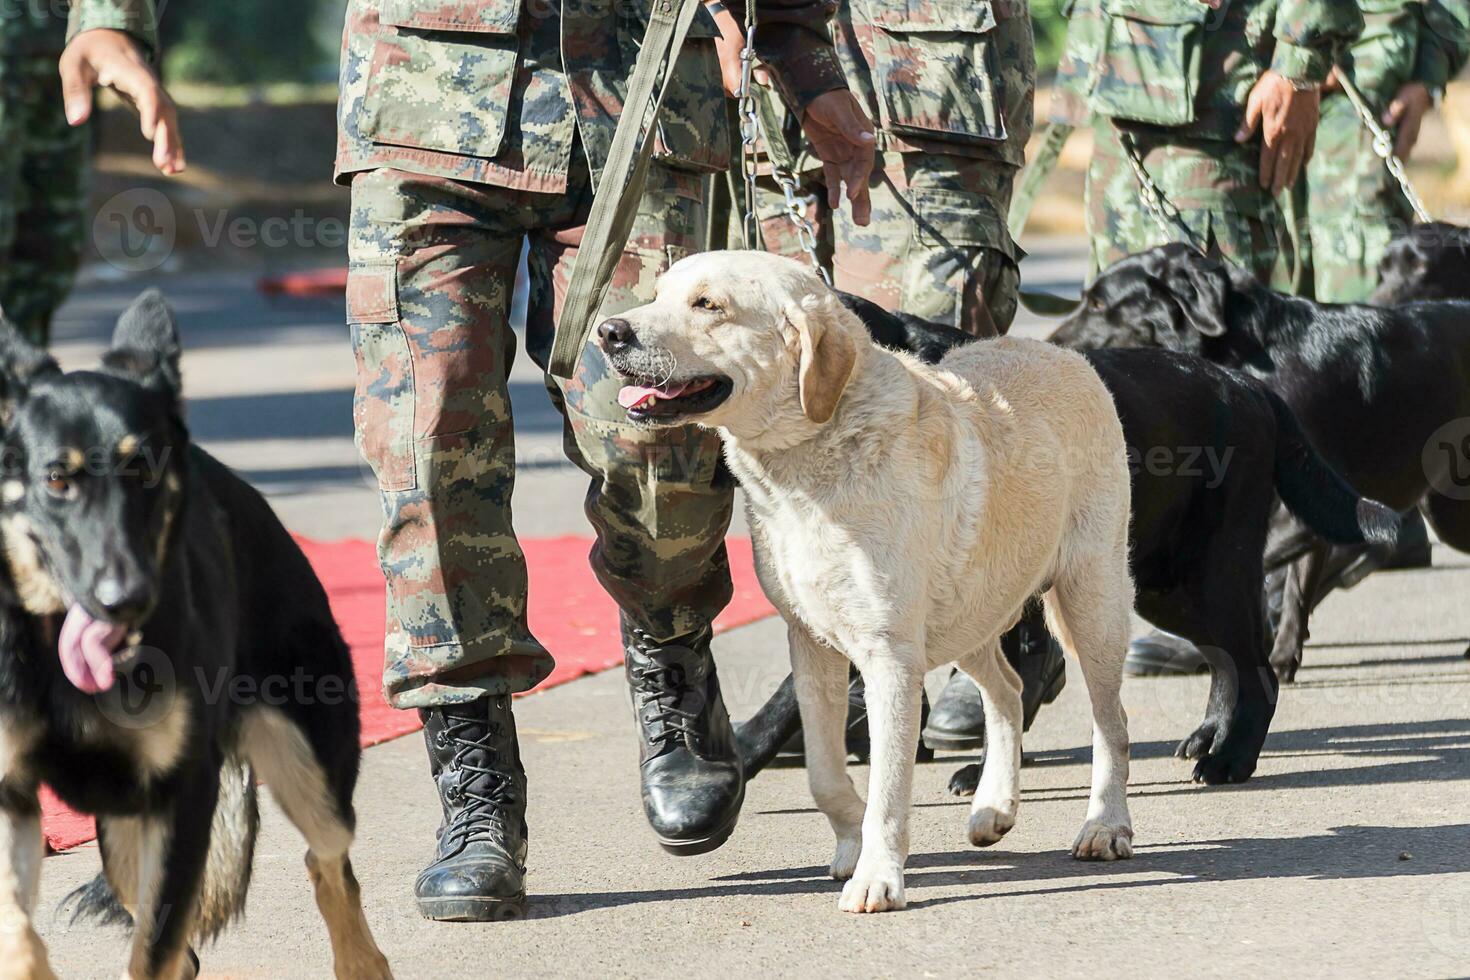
[550,0,703,379]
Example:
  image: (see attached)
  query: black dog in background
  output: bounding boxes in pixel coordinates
[745,293,1396,787]
[1052,243,1470,680]
[1372,221,1470,305]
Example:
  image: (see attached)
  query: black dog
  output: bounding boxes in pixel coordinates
[1371,221,1470,305]
[1052,242,1469,680]
[745,295,1396,787]
[0,293,391,979]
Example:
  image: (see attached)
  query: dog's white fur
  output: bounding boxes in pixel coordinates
[606,252,1136,912]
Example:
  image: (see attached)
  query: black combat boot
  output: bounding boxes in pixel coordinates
[625,624,744,855]
[415,696,528,921]
[922,606,1066,751]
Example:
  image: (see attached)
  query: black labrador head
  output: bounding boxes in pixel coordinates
[1049,243,1239,356]
[1370,222,1470,306]
[0,290,187,642]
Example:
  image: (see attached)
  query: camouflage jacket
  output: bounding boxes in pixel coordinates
[334,0,846,193]
[836,0,1034,165]
[1341,0,1470,108]
[63,0,158,58]
[1055,0,1364,140]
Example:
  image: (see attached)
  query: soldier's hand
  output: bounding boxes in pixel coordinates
[1384,82,1432,161]
[60,29,185,176]
[801,91,876,226]
[1236,70,1319,196]
[708,3,746,97]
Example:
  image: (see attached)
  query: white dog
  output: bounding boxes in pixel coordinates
[597,252,1135,913]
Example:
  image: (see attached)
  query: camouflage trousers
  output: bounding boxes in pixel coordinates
[744,150,1022,337]
[0,53,89,346]
[1291,92,1415,303]
[349,159,733,709]
[1086,122,1292,288]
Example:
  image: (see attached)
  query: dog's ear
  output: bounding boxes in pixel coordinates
[107,289,183,395]
[0,315,60,422]
[787,290,857,425]
[1160,249,1230,338]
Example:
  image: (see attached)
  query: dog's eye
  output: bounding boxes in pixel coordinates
[1088,296,1107,313]
[692,296,722,313]
[45,471,74,499]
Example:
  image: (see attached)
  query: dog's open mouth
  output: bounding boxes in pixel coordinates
[616,376,732,421]
[56,605,142,694]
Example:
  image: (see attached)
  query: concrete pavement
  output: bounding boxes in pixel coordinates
[31,239,1470,978]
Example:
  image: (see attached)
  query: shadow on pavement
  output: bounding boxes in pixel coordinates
[520,821,1468,918]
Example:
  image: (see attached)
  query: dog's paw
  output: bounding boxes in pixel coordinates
[947,764,980,797]
[829,836,861,880]
[1192,750,1256,786]
[1175,721,1221,761]
[1071,820,1134,861]
[1269,650,1301,684]
[838,861,906,913]
[967,803,1017,847]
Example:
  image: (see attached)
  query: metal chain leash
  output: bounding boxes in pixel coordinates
[734,9,833,285]
[1333,66,1433,224]
[1117,126,1209,251]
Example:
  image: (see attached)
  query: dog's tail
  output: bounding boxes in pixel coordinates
[63,753,259,941]
[1268,390,1402,556]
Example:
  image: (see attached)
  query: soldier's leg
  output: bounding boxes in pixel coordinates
[1306,93,1414,304]
[1087,124,1286,286]
[349,168,556,921]
[524,162,746,854]
[831,151,1020,338]
[0,56,88,346]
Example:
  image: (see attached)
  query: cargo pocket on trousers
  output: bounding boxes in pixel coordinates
[349,259,417,493]
[864,0,1008,144]
[1089,0,1209,127]
[357,0,521,159]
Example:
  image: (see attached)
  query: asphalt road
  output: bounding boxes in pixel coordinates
[31,239,1470,979]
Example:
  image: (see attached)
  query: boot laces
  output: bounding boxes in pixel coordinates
[443,716,518,848]
[630,659,704,753]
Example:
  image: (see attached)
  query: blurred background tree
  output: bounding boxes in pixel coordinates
[156,0,342,84]
[1032,0,1070,76]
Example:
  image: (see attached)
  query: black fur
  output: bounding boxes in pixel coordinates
[1371,221,1470,306]
[0,293,363,972]
[1053,243,1464,679]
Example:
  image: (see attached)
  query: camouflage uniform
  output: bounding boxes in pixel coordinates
[746,0,1033,337]
[2,2,91,346]
[331,0,845,709]
[1297,0,1470,302]
[1074,0,1363,284]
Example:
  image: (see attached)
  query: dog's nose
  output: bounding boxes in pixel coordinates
[597,317,635,352]
[94,577,152,623]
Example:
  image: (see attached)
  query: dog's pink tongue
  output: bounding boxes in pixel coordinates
[617,381,689,409]
[57,605,126,694]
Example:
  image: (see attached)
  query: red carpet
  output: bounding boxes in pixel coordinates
[42,535,776,852]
